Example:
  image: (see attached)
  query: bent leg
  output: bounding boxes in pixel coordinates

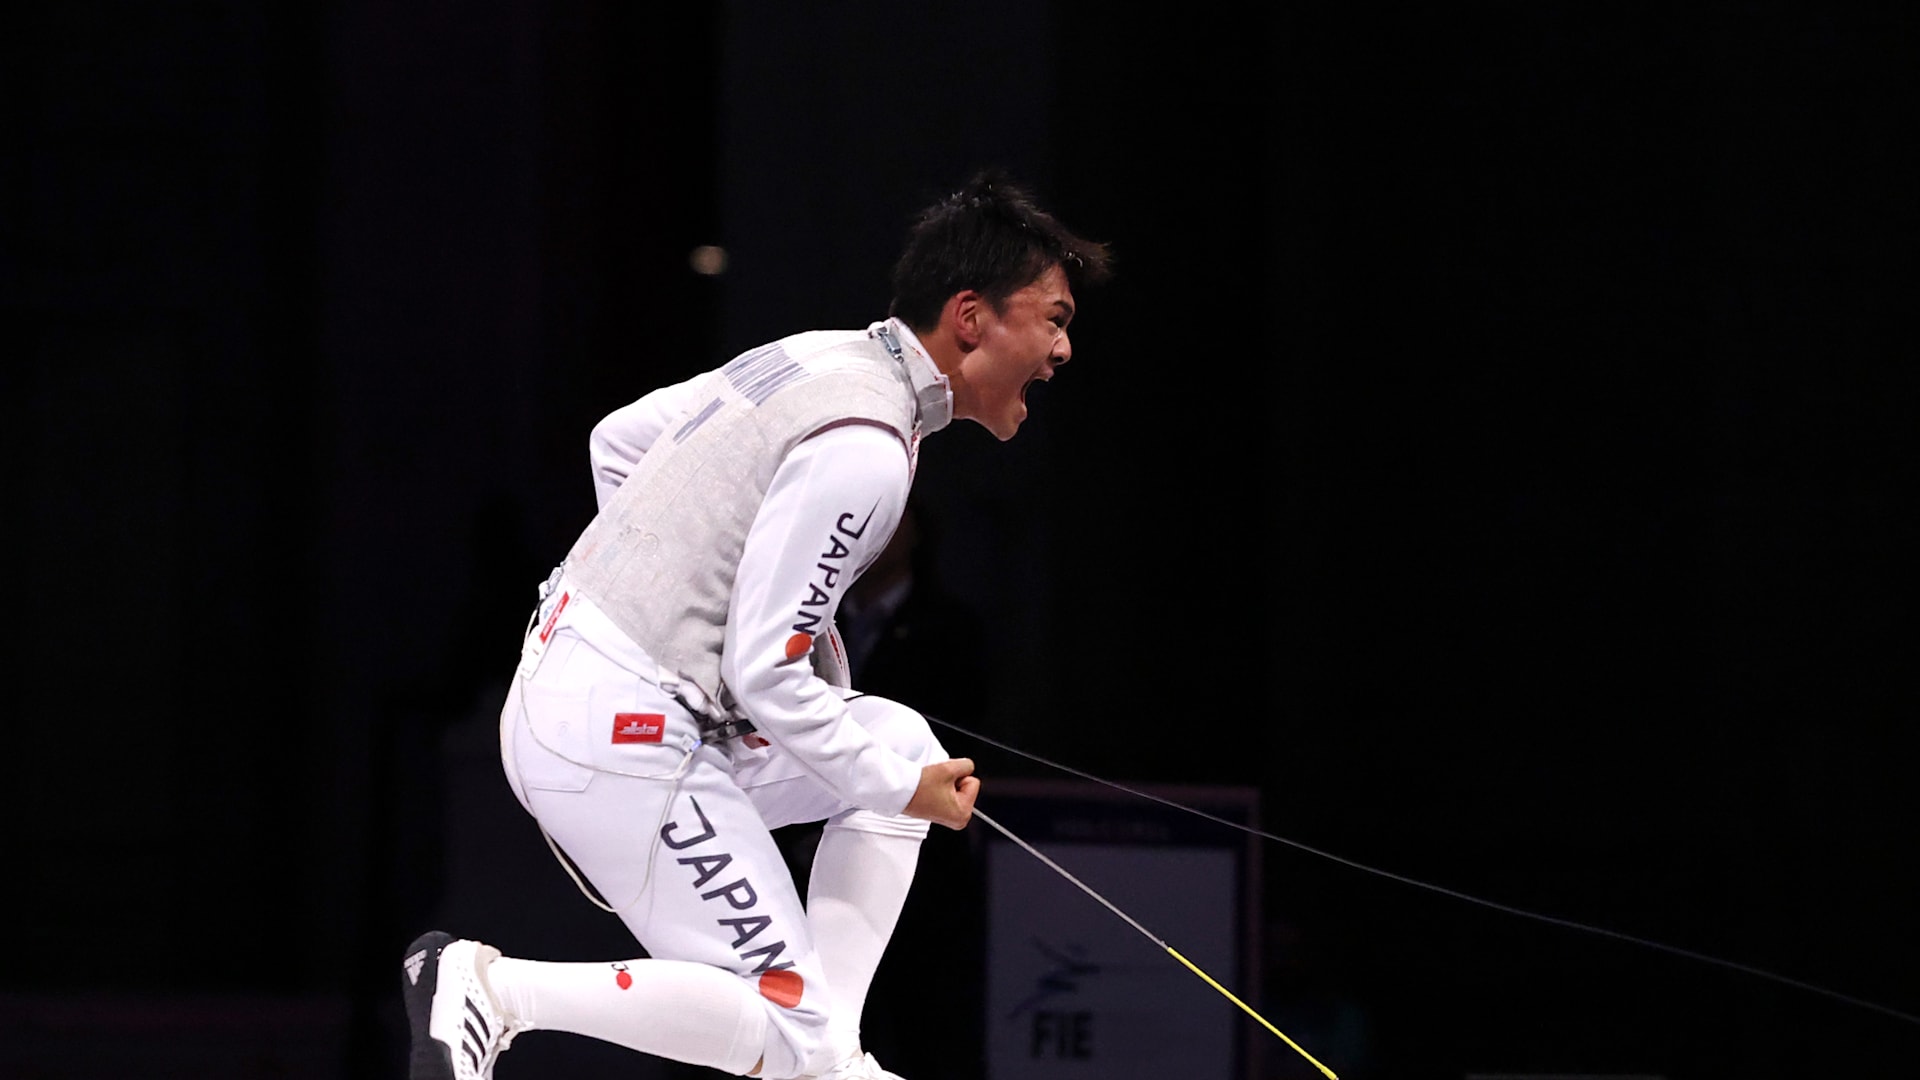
[486,954,769,1074]
[489,637,833,1078]
[740,693,947,1065]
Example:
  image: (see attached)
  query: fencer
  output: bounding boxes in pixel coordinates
[402,171,1110,1080]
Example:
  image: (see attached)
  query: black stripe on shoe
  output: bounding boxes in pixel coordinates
[464,996,492,1039]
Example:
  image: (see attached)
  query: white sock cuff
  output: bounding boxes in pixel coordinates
[826,806,931,841]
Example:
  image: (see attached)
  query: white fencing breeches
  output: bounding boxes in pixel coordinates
[499,614,942,1077]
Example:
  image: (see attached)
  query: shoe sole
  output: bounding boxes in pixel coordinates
[402,930,458,1080]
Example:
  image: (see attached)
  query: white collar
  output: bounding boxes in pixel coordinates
[871,318,953,433]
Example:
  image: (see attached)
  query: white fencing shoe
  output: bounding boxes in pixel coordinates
[401,930,522,1079]
[815,1050,907,1080]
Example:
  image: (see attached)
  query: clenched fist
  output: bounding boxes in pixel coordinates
[903,757,980,830]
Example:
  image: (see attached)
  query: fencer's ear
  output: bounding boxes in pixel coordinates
[947,290,985,350]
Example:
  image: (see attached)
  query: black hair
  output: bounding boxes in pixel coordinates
[888,168,1112,331]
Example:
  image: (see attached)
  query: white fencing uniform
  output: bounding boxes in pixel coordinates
[494,319,952,1078]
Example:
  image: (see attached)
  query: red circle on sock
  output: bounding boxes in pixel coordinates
[758,969,804,1008]
[616,970,632,990]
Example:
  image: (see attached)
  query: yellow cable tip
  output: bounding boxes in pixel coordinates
[1165,948,1338,1077]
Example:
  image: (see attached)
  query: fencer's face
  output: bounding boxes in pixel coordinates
[955,264,1075,440]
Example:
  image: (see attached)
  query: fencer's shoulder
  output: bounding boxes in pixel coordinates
[775,328,867,355]
[713,328,912,435]
[773,329,894,372]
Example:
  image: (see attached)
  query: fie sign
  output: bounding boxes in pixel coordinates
[979,780,1261,1080]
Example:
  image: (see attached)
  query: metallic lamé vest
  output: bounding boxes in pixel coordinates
[563,329,928,715]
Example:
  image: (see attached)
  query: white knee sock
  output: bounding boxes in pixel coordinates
[806,816,924,1062]
[485,955,769,1075]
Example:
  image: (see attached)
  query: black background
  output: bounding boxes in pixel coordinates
[6,3,1914,1078]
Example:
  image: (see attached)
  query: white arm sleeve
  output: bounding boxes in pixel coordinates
[588,373,710,509]
[721,423,920,815]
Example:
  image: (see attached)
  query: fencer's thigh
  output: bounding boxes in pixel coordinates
[730,692,948,830]
[500,628,829,1043]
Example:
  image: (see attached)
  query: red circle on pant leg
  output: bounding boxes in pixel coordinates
[616,970,632,990]
[758,969,804,1008]
[784,633,812,659]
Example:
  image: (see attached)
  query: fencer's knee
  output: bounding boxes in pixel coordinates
[843,693,946,767]
[746,973,831,1078]
[833,694,940,838]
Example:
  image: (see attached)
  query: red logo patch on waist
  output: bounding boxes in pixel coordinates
[612,713,665,743]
